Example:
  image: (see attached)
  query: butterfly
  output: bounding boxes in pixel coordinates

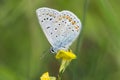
[36,7,82,53]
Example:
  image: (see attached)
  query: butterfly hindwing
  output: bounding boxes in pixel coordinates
[57,11,81,49]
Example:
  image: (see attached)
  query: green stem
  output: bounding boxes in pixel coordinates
[75,0,89,54]
[57,60,71,80]
[57,73,62,80]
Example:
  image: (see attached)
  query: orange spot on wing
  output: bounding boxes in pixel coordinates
[66,15,70,19]
[72,21,76,25]
[62,16,65,18]
[64,15,72,22]
[68,18,72,22]
[59,18,62,20]
[49,14,53,16]
[74,26,79,30]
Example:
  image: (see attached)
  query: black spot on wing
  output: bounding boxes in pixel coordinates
[69,27,71,29]
[47,26,50,29]
[41,20,43,22]
[50,18,52,21]
[55,28,57,30]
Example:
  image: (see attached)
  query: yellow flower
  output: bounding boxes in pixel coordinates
[40,72,50,80]
[55,50,76,60]
[40,72,56,80]
[55,50,77,73]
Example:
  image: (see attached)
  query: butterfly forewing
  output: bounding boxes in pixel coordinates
[36,8,59,47]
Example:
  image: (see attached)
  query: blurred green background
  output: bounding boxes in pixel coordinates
[0,0,120,80]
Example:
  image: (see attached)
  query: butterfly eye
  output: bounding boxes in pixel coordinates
[50,47,55,53]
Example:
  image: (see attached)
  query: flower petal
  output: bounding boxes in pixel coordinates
[40,72,50,80]
[55,50,76,60]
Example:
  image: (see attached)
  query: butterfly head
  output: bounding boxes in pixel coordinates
[50,46,68,54]
[50,47,56,53]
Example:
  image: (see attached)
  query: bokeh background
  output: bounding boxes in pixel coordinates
[0,0,120,80]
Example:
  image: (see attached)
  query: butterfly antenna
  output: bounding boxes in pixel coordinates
[39,48,50,60]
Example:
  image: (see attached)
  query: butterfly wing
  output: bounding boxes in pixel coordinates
[36,7,82,52]
[36,7,60,47]
[56,11,82,50]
